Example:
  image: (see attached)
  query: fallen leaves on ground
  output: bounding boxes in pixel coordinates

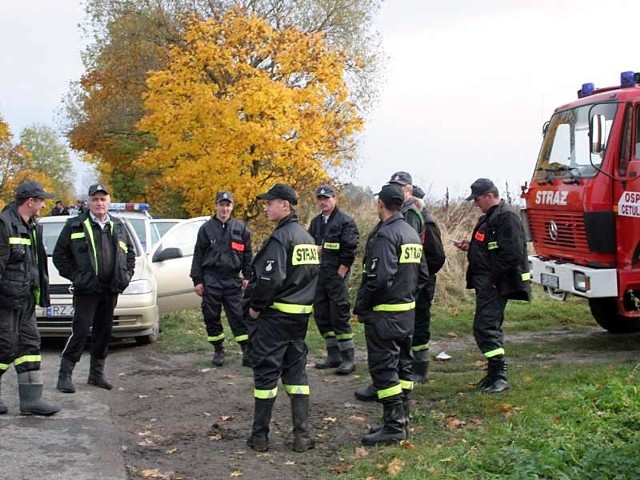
[230,471,243,477]
[352,447,369,459]
[322,417,337,423]
[385,458,405,477]
[347,415,366,422]
[445,415,466,429]
[330,463,353,474]
[400,440,415,449]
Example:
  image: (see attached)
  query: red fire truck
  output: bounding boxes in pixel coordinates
[522,71,640,333]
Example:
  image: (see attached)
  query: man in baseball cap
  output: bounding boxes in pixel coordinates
[465,178,496,201]
[88,184,110,196]
[256,183,298,205]
[15,180,55,200]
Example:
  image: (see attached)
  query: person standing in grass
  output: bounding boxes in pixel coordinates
[454,178,531,393]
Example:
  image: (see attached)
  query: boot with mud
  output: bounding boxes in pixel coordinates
[18,371,61,416]
[212,343,225,367]
[410,349,430,384]
[57,356,76,393]
[291,395,315,452]
[247,398,275,452]
[88,357,113,390]
[354,384,377,402]
[361,395,406,446]
[315,341,341,370]
[368,392,411,439]
[483,356,509,394]
[335,347,355,375]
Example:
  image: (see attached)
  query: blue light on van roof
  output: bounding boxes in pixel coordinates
[621,71,636,87]
[578,82,595,98]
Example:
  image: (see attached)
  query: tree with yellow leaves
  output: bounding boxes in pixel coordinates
[137,8,363,219]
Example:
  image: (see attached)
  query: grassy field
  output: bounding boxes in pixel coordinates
[158,286,640,479]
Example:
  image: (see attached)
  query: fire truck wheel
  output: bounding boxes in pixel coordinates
[588,298,640,334]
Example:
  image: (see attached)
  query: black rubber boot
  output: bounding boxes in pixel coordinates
[291,395,315,452]
[354,384,377,402]
[315,345,341,369]
[212,344,225,367]
[361,396,406,446]
[483,357,509,394]
[57,357,76,393]
[335,348,355,375]
[18,372,61,416]
[240,342,251,367]
[368,393,411,437]
[0,381,8,414]
[88,357,113,390]
[247,398,275,452]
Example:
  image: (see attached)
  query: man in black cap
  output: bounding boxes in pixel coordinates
[51,200,69,216]
[454,178,531,393]
[245,183,319,453]
[0,180,61,415]
[54,183,135,394]
[354,184,428,445]
[190,191,252,367]
[308,185,359,375]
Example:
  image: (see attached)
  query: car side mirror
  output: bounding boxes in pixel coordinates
[152,247,183,263]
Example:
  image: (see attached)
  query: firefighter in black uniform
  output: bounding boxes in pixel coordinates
[354,184,428,445]
[55,184,135,393]
[245,184,319,453]
[309,185,359,375]
[454,178,531,393]
[0,181,60,415]
[190,191,252,367]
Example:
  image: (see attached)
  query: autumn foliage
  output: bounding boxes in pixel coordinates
[137,8,363,219]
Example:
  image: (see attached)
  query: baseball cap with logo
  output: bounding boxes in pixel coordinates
[256,183,298,205]
[315,185,335,198]
[465,178,496,201]
[15,180,55,200]
[215,191,234,203]
[88,184,110,196]
[376,184,404,208]
[388,171,413,186]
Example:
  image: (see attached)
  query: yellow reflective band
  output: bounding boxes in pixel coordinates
[291,244,320,265]
[400,379,414,391]
[271,302,313,314]
[235,334,249,343]
[13,354,42,366]
[83,218,98,276]
[377,384,403,400]
[9,236,31,245]
[521,272,531,281]
[488,241,499,250]
[484,348,505,358]
[412,343,430,352]
[0,363,10,371]
[372,301,415,312]
[254,387,278,399]
[323,331,336,338]
[207,334,225,342]
[336,333,353,340]
[118,240,128,253]
[71,232,85,240]
[323,242,340,250]
[399,243,422,264]
[284,384,310,395]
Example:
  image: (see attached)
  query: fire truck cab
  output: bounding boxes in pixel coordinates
[523,71,640,333]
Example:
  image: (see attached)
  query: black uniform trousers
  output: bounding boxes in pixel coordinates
[0,297,41,377]
[313,269,352,340]
[202,273,247,345]
[413,275,436,352]
[248,309,310,397]
[62,291,118,363]
[364,313,414,400]
[472,274,507,357]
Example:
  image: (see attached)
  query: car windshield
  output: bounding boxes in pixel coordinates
[152,220,180,239]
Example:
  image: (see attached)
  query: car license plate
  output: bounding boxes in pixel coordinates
[46,305,75,317]
[540,273,559,289]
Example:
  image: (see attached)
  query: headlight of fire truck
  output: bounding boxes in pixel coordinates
[573,272,590,293]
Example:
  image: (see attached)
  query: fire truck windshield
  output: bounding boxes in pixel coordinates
[534,103,618,180]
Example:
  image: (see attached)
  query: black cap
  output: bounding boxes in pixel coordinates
[388,171,412,186]
[88,183,109,196]
[257,183,298,205]
[55,199,63,205]
[465,178,496,201]
[15,180,55,200]
[215,191,234,203]
[315,185,335,198]
[412,185,425,199]
[376,184,404,208]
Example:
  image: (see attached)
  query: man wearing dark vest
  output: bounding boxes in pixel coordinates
[245,184,319,453]
[0,180,60,415]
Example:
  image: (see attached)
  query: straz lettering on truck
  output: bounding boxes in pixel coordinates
[292,244,320,265]
[535,190,568,206]
[617,191,640,218]
[399,243,423,264]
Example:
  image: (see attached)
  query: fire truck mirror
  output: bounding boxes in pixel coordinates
[542,120,550,136]
[590,114,605,154]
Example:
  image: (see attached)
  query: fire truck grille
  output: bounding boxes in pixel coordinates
[528,211,589,251]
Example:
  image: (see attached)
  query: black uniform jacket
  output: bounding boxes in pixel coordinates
[466,200,531,301]
[248,213,319,313]
[421,208,446,275]
[190,216,252,284]
[354,213,429,323]
[308,207,359,272]
[0,203,50,308]
[53,213,135,295]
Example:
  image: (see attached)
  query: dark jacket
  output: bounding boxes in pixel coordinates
[248,213,319,313]
[421,207,446,275]
[308,207,359,272]
[190,216,252,284]
[466,200,531,301]
[401,201,424,238]
[53,212,135,295]
[354,213,429,325]
[0,203,50,308]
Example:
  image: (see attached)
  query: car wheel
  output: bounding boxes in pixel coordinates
[135,318,160,345]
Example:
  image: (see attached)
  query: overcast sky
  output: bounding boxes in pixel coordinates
[1,0,640,199]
